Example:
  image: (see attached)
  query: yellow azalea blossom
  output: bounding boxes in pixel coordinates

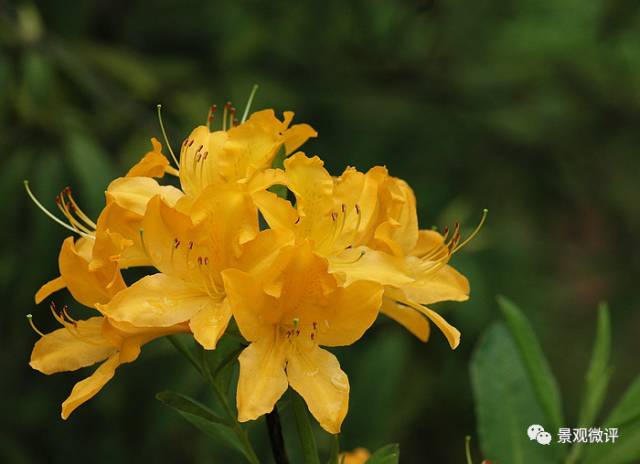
[339,447,371,464]
[222,241,383,434]
[172,109,315,214]
[256,152,471,348]
[30,311,187,418]
[34,169,183,306]
[97,187,292,350]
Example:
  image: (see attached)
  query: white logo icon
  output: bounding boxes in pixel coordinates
[527,424,551,445]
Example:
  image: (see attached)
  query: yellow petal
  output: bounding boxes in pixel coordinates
[283,153,333,218]
[189,298,232,350]
[126,138,170,178]
[222,268,275,341]
[59,237,126,308]
[30,317,116,374]
[35,276,65,304]
[328,247,413,287]
[245,168,287,193]
[106,176,183,216]
[251,190,298,231]
[380,297,430,342]
[99,273,210,327]
[403,264,470,304]
[316,280,383,347]
[61,353,120,419]
[411,229,446,257]
[422,305,461,349]
[235,228,295,278]
[283,122,317,155]
[287,344,349,434]
[236,335,288,422]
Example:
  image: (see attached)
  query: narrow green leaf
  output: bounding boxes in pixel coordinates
[470,323,558,464]
[567,304,612,464]
[583,420,640,464]
[582,375,640,464]
[605,375,640,427]
[155,390,226,424]
[498,295,564,431]
[292,391,321,464]
[156,391,255,462]
[367,443,400,464]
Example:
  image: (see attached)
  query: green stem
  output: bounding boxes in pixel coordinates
[200,349,260,464]
[266,406,290,464]
[328,434,340,464]
[166,335,202,375]
[292,391,321,464]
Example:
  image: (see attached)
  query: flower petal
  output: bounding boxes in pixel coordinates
[222,269,275,341]
[287,344,349,434]
[236,335,288,422]
[251,190,298,231]
[58,237,126,308]
[61,353,120,419]
[189,298,232,350]
[126,138,170,178]
[328,247,413,287]
[106,176,182,216]
[316,280,383,347]
[30,317,116,374]
[380,297,430,342]
[35,276,65,304]
[99,273,210,327]
[403,264,470,305]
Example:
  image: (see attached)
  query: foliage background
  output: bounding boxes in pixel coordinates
[1,1,639,462]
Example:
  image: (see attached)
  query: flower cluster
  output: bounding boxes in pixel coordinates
[28,100,480,433]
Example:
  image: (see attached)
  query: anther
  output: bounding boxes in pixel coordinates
[173,238,180,249]
[294,217,301,224]
[331,212,338,221]
[204,257,209,265]
[355,204,361,215]
[188,241,194,250]
[341,204,346,213]
[188,140,194,147]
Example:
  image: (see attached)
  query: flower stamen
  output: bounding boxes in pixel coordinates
[26,314,45,337]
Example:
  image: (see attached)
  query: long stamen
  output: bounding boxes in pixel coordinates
[156,104,180,167]
[56,196,92,234]
[452,209,488,253]
[222,102,231,131]
[241,84,259,123]
[26,314,45,337]
[63,187,97,229]
[24,181,94,239]
[206,104,217,130]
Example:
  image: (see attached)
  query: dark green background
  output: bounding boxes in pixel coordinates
[1,1,639,462]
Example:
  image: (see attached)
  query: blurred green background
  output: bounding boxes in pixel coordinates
[1,1,639,462]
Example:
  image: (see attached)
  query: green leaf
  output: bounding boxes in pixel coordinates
[577,303,611,427]
[470,323,558,464]
[583,421,640,464]
[566,304,612,464]
[498,295,564,431]
[367,443,400,464]
[292,391,321,464]
[156,391,254,463]
[605,375,640,427]
[582,374,640,464]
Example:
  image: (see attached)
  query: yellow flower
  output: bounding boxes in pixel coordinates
[256,152,475,348]
[339,447,371,464]
[97,187,292,350]
[177,109,316,199]
[125,137,178,178]
[222,241,383,433]
[33,175,182,306]
[30,311,187,419]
